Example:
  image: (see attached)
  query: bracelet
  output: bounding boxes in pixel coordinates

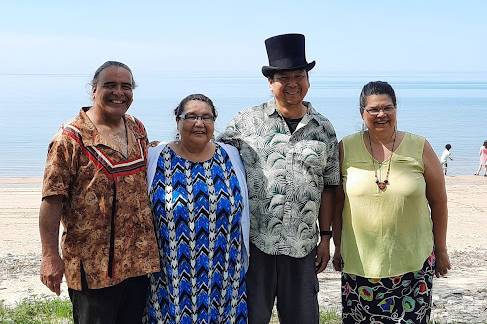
[320,230,332,237]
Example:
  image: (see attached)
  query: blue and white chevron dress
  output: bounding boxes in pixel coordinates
[146,144,247,324]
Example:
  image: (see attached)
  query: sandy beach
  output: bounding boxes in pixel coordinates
[1,176,486,322]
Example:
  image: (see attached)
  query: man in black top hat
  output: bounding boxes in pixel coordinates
[218,33,339,323]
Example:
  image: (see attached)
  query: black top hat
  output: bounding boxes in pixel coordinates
[261,33,316,78]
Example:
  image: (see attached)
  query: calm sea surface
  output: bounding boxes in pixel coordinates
[1,72,486,177]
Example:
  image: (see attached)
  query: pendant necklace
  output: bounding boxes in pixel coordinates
[368,130,397,191]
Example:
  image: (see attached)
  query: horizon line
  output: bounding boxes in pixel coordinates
[1,70,487,77]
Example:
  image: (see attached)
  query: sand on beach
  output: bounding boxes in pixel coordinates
[1,176,486,322]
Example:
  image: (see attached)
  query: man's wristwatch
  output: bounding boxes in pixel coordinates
[320,230,332,237]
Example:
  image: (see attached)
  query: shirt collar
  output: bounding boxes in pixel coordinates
[71,107,99,147]
[69,107,144,148]
[264,99,329,129]
[264,99,279,116]
[264,99,314,119]
[306,103,331,128]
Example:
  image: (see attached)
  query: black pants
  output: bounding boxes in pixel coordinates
[247,244,319,324]
[68,268,149,324]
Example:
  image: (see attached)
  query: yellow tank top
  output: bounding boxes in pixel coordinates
[341,132,433,278]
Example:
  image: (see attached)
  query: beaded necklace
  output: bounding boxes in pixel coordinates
[368,131,397,191]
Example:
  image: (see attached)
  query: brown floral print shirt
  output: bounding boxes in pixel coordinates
[42,107,160,290]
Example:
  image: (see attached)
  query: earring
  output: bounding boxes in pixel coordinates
[175,131,180,141]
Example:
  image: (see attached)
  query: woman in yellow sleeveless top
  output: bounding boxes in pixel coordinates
[333,81,451,323]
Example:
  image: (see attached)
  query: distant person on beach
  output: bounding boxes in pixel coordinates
[440,143,453,175]
[39,61,160,324]
[332,81,451,323]
[145,94,249,323]
[218,33,339,324]
[474,140,487,176]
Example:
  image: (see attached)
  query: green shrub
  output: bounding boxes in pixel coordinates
[319,309,341,323]
[269,308,341,323]
[0,300,445,324]
[0,297,72,324]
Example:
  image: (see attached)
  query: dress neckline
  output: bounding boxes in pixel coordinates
[360,131,408,164]
[165,142,219,164]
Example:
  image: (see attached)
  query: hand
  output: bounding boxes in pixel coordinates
[40,254,65,295]
[148,140,160,147]
[332,248,343,272]
[315,239,330,274]
[435,250,451,278]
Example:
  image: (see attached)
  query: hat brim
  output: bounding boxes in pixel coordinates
[261,61,316,78]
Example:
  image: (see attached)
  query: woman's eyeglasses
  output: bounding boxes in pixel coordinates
[365,106,395,116]
[178,114,215,123]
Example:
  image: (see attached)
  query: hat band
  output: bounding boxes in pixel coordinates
[269,57,308,69]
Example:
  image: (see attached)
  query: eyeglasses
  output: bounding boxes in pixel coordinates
[178,113,215,123]
[364,106,395,116]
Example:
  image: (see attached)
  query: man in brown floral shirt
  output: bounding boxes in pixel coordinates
[39,61,160,324]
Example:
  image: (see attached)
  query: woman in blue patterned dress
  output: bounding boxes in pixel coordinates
[145,94,249,324]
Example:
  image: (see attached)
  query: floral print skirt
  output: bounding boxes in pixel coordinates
[342,254,435,324]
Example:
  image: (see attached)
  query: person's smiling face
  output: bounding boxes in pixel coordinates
[269,69,309,108]
[177,100,215,146]
[362,94,397,133]
[92,66,134,119]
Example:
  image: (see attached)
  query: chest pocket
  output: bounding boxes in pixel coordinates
[292,140,327,184]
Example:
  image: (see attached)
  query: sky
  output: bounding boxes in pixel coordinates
[1,1,487,76]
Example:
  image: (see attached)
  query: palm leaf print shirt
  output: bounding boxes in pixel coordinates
[218,100,339,257]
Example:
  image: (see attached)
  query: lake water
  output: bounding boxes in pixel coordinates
[1,72,486,177]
